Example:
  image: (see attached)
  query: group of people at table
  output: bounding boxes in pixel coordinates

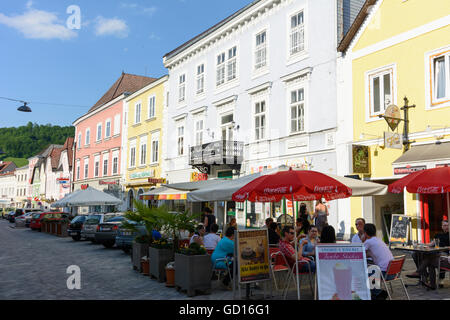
[187,205,449,297]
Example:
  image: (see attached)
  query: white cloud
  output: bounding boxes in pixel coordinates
[94,16,129,38]
[26,1,33,9]
[149,32,160,40]
[120,3,157,16]
[0,9,77,40]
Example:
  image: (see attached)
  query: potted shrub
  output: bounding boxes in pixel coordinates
[174,243,212,297]
[149,238,174,282]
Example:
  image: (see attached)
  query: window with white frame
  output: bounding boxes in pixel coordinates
[197,64,205,94]
[178,74,186,102]
[130,145,136,168]
[140,139,147,166]
[368,68,393,117]
[177,126,184,156]
[96,123,102,142]
[151,133,159,164]
[431,51,450,105]
[255,31,267,70]
[76,160,80,180]
[94,156,100,177]
[112,152,119,175]
[114,114,120,135]
[216,53,225,86]
[103,154,109,176]
[195,119,204,146]
[290,10,305,56]
[290,88,305,133]
[135,103,141,124]
[254,101,266,140]
[221,113,234,141]
[85,129,90,145]
[227,46,237,81]
[105,120,111,138]
[78,133,82,149]
[148,96,156,119]
[84,160,89,179]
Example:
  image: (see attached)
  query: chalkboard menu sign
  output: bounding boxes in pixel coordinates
[389,214,409,245]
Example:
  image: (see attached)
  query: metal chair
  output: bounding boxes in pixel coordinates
[211,256,232,284]
[438,254,450,288]
[282,254,315,299]
[381,255,410,300]
[270,249,290,291]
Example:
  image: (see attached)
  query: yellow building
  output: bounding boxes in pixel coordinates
[124,75,168,210]
[339,0,450,242]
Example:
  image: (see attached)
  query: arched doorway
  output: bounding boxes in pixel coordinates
[127,189,135,211]
[137,188,144,206]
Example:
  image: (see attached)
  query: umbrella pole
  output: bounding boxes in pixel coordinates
[293,194,300,300]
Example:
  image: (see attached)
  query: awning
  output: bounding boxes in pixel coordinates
[393,142,450,165]
[140,186,188,200]
[327,174,387,196]
[162,179,227,191]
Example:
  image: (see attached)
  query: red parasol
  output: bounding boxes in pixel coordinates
[388,167,450,194]
[232,168,352,202]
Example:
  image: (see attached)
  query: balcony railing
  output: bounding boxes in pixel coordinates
[189,140,244,166]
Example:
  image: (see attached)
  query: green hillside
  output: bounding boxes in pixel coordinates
[0,122,74,161]
[3,157,29,168]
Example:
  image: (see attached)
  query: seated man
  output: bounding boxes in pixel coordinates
[211,226,235,288]
[407,219,449,289]
[279,226,315,273]
[265,217,274,229]
[363,223,393,299]
[351,218,366,243]
[204,223,221,250]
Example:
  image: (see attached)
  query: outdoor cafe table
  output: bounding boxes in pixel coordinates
[391,245,450,289]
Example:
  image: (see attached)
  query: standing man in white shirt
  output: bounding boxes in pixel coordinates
[351,218,366,243]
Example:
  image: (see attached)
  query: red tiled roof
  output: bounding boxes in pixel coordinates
[62,137,74,169]
[88,73,157,113]
[0,161,15,174]
[50,147,63,170]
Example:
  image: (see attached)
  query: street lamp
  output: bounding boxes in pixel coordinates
[17,102,32,112]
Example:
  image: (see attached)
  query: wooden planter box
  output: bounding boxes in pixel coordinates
[46,223,51,233]
[51,222,57,234]
[132,242,150,272]
[57,223,62,235]
[174,253,212,297]
[149,247,174,282]
[58,223,68,237]
[41,222,46,233]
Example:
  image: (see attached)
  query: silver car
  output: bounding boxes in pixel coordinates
[15,212,35,228]
[81,213,123,243]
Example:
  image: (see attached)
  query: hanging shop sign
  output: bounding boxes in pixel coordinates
[190,172,208,182]
[393,165,426,175]
[81,184,89,190]
[383,104,401,131]
[236,229,271,284]
[56,178,70,184]
[352,145,370,175]
[384,132,402,149]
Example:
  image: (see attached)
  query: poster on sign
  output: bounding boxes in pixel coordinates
[236,229,271,284]
[315,244,371,300]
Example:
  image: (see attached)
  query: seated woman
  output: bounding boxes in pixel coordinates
[211,226,235,287]
[268,222,280,245]
[189,224,205,246]
[301,225,319,259]
[279,226,316,273]
[319,225,336,244]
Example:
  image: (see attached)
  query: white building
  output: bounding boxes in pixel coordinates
[0,172,16,209]
[162,0,364,234]
[14,165,29,208]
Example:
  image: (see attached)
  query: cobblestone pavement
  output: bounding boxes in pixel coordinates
[0,219,448,300]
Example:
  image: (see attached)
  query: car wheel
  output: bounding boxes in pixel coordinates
[90,239,97,244]
[72,235,81,241]
[122,247,130,254]
[103,241,115,248]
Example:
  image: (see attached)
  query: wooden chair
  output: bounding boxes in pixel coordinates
[381,255,409,300]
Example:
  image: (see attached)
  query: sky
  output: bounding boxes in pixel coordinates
[0,0,251,128]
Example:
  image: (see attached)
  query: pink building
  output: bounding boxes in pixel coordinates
[72,73,156,211]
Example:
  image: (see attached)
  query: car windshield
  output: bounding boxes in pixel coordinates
[85,215,101,224]
[32,213,41,219]
[105,216,125,222]
[71,216,85,223]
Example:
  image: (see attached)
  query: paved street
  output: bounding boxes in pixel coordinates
[0,219,448,300]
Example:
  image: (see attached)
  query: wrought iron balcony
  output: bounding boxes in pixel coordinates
[189,140,244,173]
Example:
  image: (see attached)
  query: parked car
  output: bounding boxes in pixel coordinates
[9,208,41,223]
[115,221,148,253]
[81,213,123,243]
[94,216,128,248]
[67,215,87,241]
[15,212,36,228]
[29,212,62,231]
[2,210,14,219]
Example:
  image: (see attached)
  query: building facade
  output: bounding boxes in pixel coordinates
[14,165,29,208]
[338,0,450,241]
[72,73,156,213]
[123,75,168,210]
[163,0,364,232]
